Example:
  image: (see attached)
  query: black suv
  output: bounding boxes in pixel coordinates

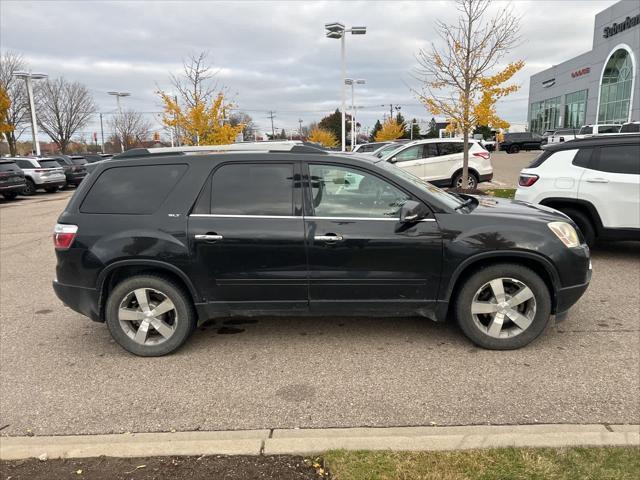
[500,132,542,154]
[53,145,591,356]
[50,155,88,187]
[0,159,26,199]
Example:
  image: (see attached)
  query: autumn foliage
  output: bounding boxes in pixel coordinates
[308,128,338,148]
[374,119,405,142]
[0,87,13,137]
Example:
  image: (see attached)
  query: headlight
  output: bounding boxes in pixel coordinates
[548,221,580,248]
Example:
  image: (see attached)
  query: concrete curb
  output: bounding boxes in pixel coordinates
[1,424,638,460]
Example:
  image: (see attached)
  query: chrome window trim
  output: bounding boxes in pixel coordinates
[190,214,298,219]
[311,216,436,222]
[189,213,436,222]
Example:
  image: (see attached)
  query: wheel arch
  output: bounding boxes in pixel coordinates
[442,251,561,319]
[538,198,603,233]
[96,260,201,321]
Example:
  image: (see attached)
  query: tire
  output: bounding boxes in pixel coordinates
[2,191,18,200]
[22,179,36,196]
[105,275,196,356]
[560,207,596,248]
[44,186,59,193]
[509,145,520,154]
[452,171,478,190]
[454,264,552,350]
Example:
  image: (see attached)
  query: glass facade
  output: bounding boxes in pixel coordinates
[564,90,588,129]
[598,49,633,124]
[529,96,561,134]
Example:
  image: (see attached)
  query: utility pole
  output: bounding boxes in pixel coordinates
[99,113,105,152]
[267,111,276,138]
[108,91,130,152]
[13,72,47,156]
[298,119,303,139]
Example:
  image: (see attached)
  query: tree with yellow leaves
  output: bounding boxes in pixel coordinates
[374,118,405,142]
[308,128,338,148]
[158,52,242,145]
[415,0,523,189]
[0,87,14,140]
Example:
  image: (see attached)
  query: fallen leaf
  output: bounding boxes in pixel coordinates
[76,469,83,475]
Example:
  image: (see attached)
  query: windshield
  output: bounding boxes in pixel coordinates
[373,143,402,158]
[377,160,465,210]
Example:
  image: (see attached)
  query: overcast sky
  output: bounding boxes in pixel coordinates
[1,0,618,139]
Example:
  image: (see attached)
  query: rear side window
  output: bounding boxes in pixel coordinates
[210,163,293,216]
[528,150,553,168]
[15,159,33,169]
[81,164,187,214]
[595,145,640,175]
[0,162,20,172]
[572,148,594,168]
[619,123,640,133]
[598,125,619,134]
[437,142,463,155]
[579,126,593,135]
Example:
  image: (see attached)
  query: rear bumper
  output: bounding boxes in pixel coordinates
[52,279,101,322]
[65,173,86,184]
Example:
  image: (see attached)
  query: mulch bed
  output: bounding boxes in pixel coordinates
[0,455,323,480]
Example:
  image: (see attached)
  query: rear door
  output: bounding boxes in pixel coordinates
[188,161,308,311]
[579,143,640,228]
[303,161,442,314]
[424,142,461,181]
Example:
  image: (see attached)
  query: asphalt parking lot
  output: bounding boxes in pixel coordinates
[0,173,638,438]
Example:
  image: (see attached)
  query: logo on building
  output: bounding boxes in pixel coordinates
[571,67,590,79]
[603,14,640,38]
[542,78,556,88]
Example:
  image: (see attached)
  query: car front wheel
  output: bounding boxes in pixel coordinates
[22,179,36,196]
[454,264,551,350]
[105,275,196,356]
[509,145,520,154]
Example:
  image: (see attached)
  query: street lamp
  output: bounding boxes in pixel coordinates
[13,72,48,156]
[345,78,365,150]
[325,22,367,152]
[108,91,130,151]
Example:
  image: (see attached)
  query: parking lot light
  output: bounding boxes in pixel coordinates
[108,91,131,152]
[13,71,48,156]
[345,78,366,150]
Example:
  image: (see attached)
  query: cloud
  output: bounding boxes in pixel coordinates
[1,0,617,137]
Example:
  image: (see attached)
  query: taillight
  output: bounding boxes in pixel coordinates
[53,224,78,249]
[473,151,490,160]
[518,174,539,187]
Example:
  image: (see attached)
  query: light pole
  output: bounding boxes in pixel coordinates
[325,22,366,152]
[345,78,365,150]
[13,72,47,156]
[108,91,130,152]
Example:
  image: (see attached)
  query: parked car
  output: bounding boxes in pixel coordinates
[0,159,26,200]
[548,128,579,144]
[83,154,109,163]
[381,138,493,189]
[352,142,392,153]
[13,157,66,195]
[49,155,88,187]
[619,121,639,133]
[540,130,555,146]
[478,139,496,151]
[515,134,640,246]
[52,144,590,356]
[499,132,542,153]
[576,124,620,138]
[372,141,410,158]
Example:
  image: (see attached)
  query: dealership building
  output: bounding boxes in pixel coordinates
[527,0,639,133]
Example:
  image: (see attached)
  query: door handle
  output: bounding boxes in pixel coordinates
[586,178,609,183]
[195,233,223,242]
[314,234,343,242]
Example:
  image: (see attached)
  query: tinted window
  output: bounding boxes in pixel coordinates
[619,123,640,133]
[424,143,438,157]
[393,145,423,162]
[81,164,187,214]
[579,126,593,135]
[309,164,410,218]
[598,125,619,134]
[15,160,33,169]
[596,145,640,175]
[528,150,553,168]
[38,159,63,168]
[438,142,463,155]
[71,158,87,165]
[211,163,293,216]
[572,148,593,168]
[0,162,20,172]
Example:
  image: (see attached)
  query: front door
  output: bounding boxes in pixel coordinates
[188,161,308,312]
[303,162,442,315]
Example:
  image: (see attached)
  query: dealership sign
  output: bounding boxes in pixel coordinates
[571,67,591,79]
[603,14,640,38]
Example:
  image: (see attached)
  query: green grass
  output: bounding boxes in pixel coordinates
[481,188,517,199]
[322,447,640,480]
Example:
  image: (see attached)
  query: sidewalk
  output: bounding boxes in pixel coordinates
[2,424,638,460]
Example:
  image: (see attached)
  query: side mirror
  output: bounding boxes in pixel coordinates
[399,200,429,223]
[388,157,398,164]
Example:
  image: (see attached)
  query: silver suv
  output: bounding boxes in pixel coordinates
[12,157,66,195]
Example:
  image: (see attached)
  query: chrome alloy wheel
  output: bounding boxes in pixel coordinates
[118,288,177,345]
[471,277,537,338]
[456,175,476,189]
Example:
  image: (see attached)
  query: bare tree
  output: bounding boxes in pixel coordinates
[414,0,522,189]
[109,109,152,150]
[36,77,97,153]
[170,51,218,109]
[0,52,29,156]
[229,111,255,140]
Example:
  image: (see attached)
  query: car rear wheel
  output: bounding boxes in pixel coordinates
[454,264,551,350]
[2,191,18,200]
[22,179,36,196]
[560,208,595,248]
[452,172,478,189]
[105,275,196,356]
[509,145,520,154]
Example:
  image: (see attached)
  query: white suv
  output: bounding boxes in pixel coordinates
[381,138,493,189]
[13,157,66,195]
[515,135,640,246]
